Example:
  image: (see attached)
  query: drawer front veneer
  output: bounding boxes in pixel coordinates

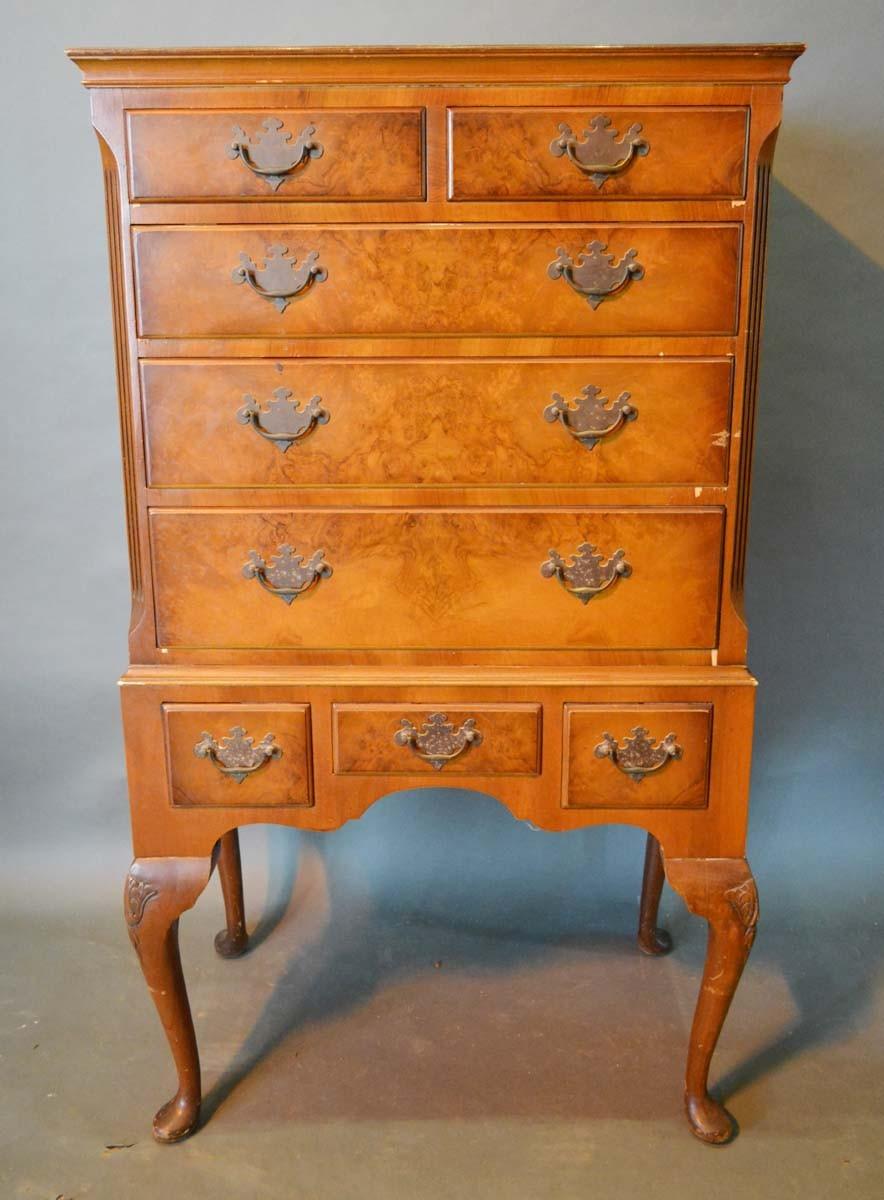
[149,508,723,651]
[127,108,425,201]
[142,358,733,489]
[133,225,741,338]
[163,703,313,807]
[449,107,748,200]
[563,703,711,809]
[333,703,542,775]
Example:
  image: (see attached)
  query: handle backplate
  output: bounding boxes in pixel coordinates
[236,388,329,453]
[232,244,327,312]
[594,726,682,782]
[543,385,637,450]
[548,241,644,310]
[193,725,282,783]
[549,116,649,189]
[227,118,323,191]
[242,542,333,605]
[393,712,483,771]
[541,541,632,604]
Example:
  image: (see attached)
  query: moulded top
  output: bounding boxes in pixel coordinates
[67,43,805,87]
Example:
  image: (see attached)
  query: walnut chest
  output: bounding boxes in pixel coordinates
[70,43,802,1146]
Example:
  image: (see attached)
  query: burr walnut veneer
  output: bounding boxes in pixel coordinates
[70,43,802,1146]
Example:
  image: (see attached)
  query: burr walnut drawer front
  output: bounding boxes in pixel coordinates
[563,703,712,809]
[333,703,542,776]
[127,108,425,201]
[149,508,723,651]
[141,358,733,489]
[163,703,313,808]
[448,107,748,200]
[132,225,741,338]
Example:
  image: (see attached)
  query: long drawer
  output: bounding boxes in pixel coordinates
[141,358,733,488]
[133,225,741,338]
[149,508,723,650]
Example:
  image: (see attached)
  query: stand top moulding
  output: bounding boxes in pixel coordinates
[67,44,804,86]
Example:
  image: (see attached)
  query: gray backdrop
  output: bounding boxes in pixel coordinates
[2,0,881,890]
[1,3,882,1193]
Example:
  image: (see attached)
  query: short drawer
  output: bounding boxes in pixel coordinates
[163,703,313,807]
[333,703,541,775]
[563,703,711,809]
[127,108,425,201]
[449,107,748,200]
[133,224,741,338]
[141,358,733,489]
[149,508,723,651]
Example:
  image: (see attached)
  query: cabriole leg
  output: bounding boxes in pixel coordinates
[124,854,216,1143]
[215,829,249,959]
[664,856,759,1144]
[637,833,672,955]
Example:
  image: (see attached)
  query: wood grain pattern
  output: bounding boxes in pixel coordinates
[333,702,541,775]
[132,225,742,338]
[164,703,313,806]
[141,358,733,489]
[449,107,748,200]
[128,108,424,201]
[149,508,723,651]
[563,703,711,809]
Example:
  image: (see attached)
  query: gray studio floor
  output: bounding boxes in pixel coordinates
[2,814,882,1200]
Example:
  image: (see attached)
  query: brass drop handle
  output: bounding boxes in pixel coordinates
[548,241,644,310]
[549,116,649,189]
[242,543,333,605]
[393,712,483,771]
[193,725,282,783]
[541,542,631,604]
[594,726,682,782]
[543,385,637,450]
[232,244,327,313]
[237,388,329,453]
[227,117,323,191]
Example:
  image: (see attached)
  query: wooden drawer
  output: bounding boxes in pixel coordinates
[163,703,313,807]
[149,508,723,651]
[333,703,541,775]
[133,225,741,338]
[127,108,425,201]
[142,358,732,489]
[563,703,711,809]
[449,107,748,200]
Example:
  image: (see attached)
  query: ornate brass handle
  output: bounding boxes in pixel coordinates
[242,542,333,605]
[393,712,483,771]
[548,241,644,310]
[594,726,682,783]
[227,118,323,191]
[541,542,631,604]
[543,385,637,450]
[549,116,649,189]
[193,725,282,783]
[236,388,329,453]
[232,244,327,313]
